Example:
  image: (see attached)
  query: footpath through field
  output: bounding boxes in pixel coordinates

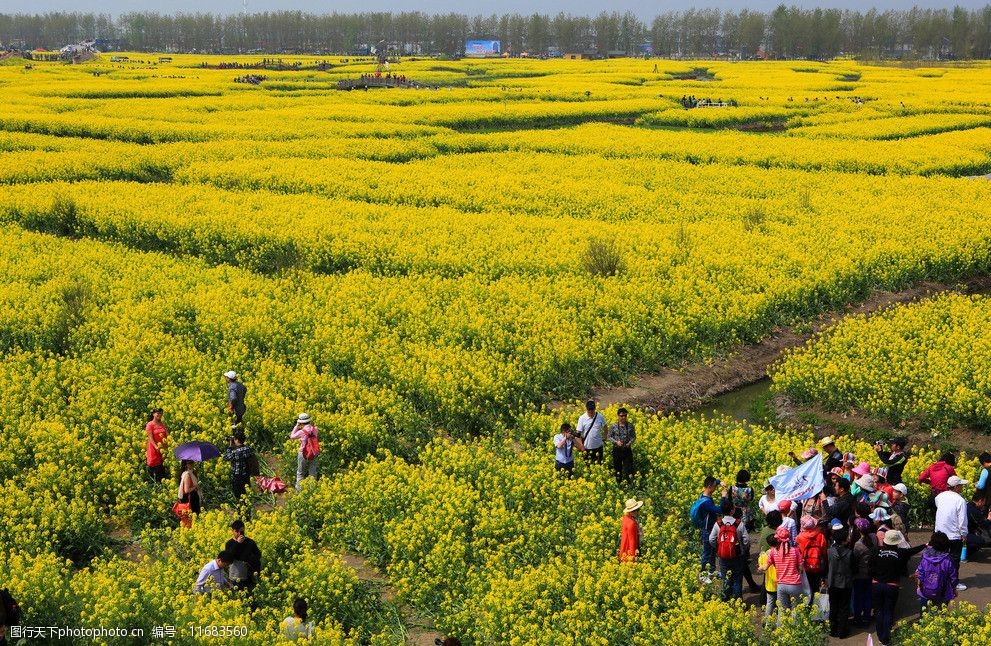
[830,530,991,645]
[592,276,991,413]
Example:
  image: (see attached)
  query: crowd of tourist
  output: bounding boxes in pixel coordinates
[675,436,991,645]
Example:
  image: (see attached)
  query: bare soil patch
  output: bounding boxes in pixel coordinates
[592,276,991,413]
[339,552,442,646]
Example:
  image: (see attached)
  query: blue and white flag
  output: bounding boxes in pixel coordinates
[769,453,824,502]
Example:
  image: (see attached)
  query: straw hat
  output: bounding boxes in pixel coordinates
[297,413,312,424]
[820,436,836,448]
[883,530,905,546]
[623,498,643,514]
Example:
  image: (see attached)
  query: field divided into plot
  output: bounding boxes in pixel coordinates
[2,55,991,643]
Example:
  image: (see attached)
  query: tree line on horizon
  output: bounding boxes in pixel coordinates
[2,5,991,60]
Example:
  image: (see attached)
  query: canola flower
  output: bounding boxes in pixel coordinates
[0,54,989,642]
[773,293,991,431]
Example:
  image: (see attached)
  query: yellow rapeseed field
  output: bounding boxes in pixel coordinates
[1,54,990,643]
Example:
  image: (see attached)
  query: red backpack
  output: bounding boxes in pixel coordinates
[716,519,741,560]
[302,428,320,460]
[803,535,826,573]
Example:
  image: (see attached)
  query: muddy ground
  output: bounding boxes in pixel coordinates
[592,276,991,415]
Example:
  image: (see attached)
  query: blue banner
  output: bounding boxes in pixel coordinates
[769,453,824,502]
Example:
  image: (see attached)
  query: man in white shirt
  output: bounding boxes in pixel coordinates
[935,475,969,591]
[194,551,233,594]
[576,399,606,464]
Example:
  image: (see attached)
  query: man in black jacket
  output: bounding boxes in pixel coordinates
[827,476,857,527]
[874,437,909,486]
[225,519,262,594]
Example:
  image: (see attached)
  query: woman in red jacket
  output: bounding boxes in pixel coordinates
[619,498,644,562]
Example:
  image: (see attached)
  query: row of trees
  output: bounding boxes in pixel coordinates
[3,6,991,60]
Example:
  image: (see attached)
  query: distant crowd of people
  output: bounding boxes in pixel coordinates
[680,95,738,108]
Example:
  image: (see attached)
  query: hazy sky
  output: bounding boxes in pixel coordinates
[5,1,987,18]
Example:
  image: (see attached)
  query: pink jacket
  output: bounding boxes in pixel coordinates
[290,423,318,452]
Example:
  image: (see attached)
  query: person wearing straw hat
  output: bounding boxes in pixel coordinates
[290,413,320,490]
[619,498,643,562]
[934,475,969,589]
[869,529,926,646]
[820,436,843,478]
[224,370,247,425]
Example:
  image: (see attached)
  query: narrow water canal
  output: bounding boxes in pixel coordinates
[686,378,773,423]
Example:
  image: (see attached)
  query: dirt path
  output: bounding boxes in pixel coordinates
[738,530,991,644]
[830,530,991,645]
[339,552,443,646]
[592,276,991,412]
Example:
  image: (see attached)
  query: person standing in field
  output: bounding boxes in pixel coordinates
[693,476,728,572]
[796,515,827,604]
[710,499,749,600]
[758,535,779,622]
[281,598,314,642]
[758,481,777,517]
[820,436,844,479]
[976,452,991,496]
[874,437,909,486]
[178,459,201,514]
[934,475,969,590]
[870,530,926,646]
[731,470,761,593]
[827,526,854,639]
[761,526,806,627]
[224,429,254,501]
[145,408,169,483]
[891,483,911,532]
[290,413,320,490]
[619,498,643,562]
[224,370,247,425]
[553,422,583,477]
[914,531,957,617]
[576,399,605,465]
[919,452,957,514]
[225,519,262,594]
[607,408,635,483]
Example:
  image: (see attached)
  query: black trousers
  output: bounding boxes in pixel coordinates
[948,538,963,576]
[612,445,634,482]
[583,446,603,464]
[828,586,852,638]
[232,474,251,500]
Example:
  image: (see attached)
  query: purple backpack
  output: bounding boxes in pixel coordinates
[917,553,948,600]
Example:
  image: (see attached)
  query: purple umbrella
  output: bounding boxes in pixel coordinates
[173,441,221,462]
